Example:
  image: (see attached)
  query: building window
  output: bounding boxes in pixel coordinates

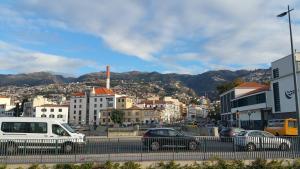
[94,98,97,102]
[94,110,97,115]
[73,116,76,120]
[57,114,63,118]
[41,108,47,112]
[94,104,97,108]
[122,99,125,102]
[118,99,120,102]
[79,99,82,103]
[79,110,82,115]
[74,110,76,114]
[59,109,62,112]
[136,118,139,122]
[100,104,102,108]
[50,108,54,112]
[49,114,55,118]
[273,82,281,112]
[41,114,47,118]
[74,100,76,103]
[100,98,103,102]
[74,105,76,108]
[136,112,139,116]
[273,68,279,79]
[79,105,82,108]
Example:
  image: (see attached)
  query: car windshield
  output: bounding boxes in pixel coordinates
[61,123,76,133]
[237,131,247,136]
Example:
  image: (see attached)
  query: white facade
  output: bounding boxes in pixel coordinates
[271,53,300,118]
[35,105,69,122]
[23,95,56,117]
[0,97,15,117]
[69,88,118,125]
[187,105,208,121]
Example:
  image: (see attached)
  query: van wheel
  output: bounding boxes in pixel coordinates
[6,142,17,155]
[63,142,74,153]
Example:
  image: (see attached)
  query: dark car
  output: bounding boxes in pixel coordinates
[142,128,200,151]
[219,127,245,142]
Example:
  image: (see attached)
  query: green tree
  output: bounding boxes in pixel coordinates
[216,78,244,94]
[208,103,221,121]
[110,109,125,124]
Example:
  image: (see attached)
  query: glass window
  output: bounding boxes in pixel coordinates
[79,110,81,115]
[59,109,62,112]
[273,68,279,78]
[168,130,178,136]
[49,114,55,118]
[50,108,54,112]
[273,82,281,112]
[263,131,275,138]
[79,99,82,103]
[288,120,297,128]
[74,99,76,103]
[94,98,97,102]
[74,110,76,114]
[74,105,76,108]
[52,124,69,136]
[41,114,47,118]
[41,108,47,112]
[100,104,102,108]
[100,98,103,102]
[94,104,97,108]
[57,114,63,118]
[1,122,47,133]
[79,105,82,108]
[61,123,75,133]
[94,110,97,115]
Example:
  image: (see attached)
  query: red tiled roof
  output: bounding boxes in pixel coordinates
[72,92,85,97]
[94,87,114,95]
[0,96,9,98]
[236,82,266,88]
[237,85,270,98]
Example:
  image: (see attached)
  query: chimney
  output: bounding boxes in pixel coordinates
[106,65,110,89]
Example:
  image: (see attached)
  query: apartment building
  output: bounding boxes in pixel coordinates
[69,87,118,125]
[23,95,56,117]
[270,53,300,119]
[116,96,133,109]
[0,96,15,117]
[35,104,69,122]
[187,104,208,121]
[100,106,162,125]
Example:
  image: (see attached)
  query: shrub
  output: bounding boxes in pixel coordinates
[120,161,141,169]
[54,163,76,169]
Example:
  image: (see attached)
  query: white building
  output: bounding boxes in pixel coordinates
[220,82,271,129]
[35,104,69,122]
[23,95,56,117]
[270,53,300,119]
[0,96,15,117]
[69,87,118,125]
[187,104,208,121]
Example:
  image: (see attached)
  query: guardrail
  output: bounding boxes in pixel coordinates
[0,136,298,164]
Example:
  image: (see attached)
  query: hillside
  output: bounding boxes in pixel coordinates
[0,69,271,99]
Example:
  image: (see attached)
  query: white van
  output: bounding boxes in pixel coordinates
[0,117,85,154]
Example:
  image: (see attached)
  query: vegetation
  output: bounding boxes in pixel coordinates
[216,78,244,94]
[110,109,125,124]
[208,103,221,121]
[3,159,300,169]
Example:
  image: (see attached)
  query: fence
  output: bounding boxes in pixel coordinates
[0,136,299,164]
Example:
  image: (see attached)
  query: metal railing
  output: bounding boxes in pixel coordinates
[0,136,298,164]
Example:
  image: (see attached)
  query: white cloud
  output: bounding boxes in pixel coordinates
[3,0,300,73]
[0,41,95,74]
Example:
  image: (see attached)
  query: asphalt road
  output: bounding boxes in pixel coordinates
[0,137,298,164]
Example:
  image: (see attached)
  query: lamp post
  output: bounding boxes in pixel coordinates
[248,111,254,129]
[278,5,300,136]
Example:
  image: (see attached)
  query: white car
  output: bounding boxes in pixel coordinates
[234,130,291,151]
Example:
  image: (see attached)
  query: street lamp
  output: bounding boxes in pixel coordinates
[248,111,254,129]
[277,5,300,136]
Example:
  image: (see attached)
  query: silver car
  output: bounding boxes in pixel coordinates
[234,130,291,151]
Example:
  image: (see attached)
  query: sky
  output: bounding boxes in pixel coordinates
[1,0,300,76]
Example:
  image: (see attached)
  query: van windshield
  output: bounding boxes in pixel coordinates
[61,123,75,133]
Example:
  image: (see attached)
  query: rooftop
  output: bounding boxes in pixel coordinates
[236,85,270,99]
[94,87,114,95]
[38,104,69,107]
[236,82,266,88]
[72,92,85,97]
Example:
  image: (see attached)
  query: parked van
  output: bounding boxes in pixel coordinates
[265,118,297,136]
[0,117,86,154]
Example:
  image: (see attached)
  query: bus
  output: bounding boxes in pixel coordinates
[264,118,297,136]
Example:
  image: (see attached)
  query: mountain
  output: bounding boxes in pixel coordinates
[0,72,76,86]
[0,69,271,98]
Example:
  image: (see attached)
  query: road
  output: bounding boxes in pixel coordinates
[0,137,297,163]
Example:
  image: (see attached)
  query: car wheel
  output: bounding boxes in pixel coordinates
[6,142,17,155]
[189,141,197,150]
[246,143,256,151]
[279,143,289,151]
[150,142,160,151]
[63,142,74,153]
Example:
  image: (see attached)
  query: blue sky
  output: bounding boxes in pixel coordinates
[0,0,300,76]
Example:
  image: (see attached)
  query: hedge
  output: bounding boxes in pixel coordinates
[2,159,300,169]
